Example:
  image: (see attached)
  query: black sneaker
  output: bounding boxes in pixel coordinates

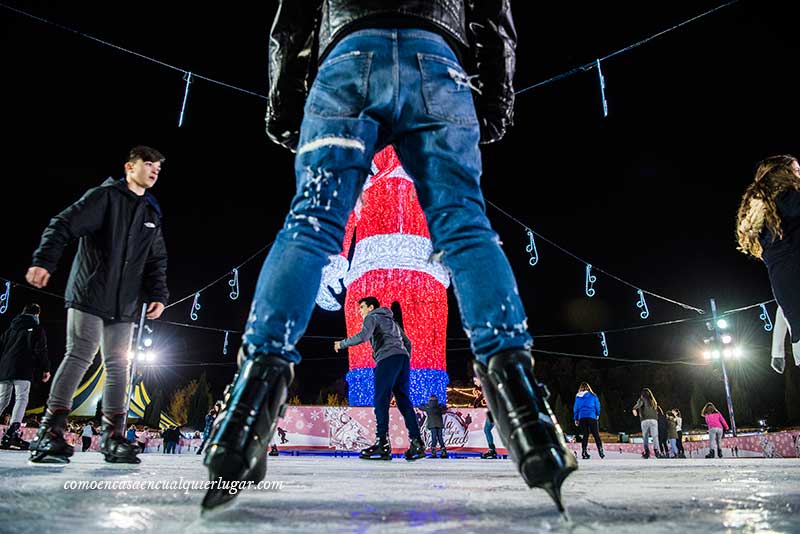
[29,410,74,464]
[474,350,578,513]
[360,435,391,460]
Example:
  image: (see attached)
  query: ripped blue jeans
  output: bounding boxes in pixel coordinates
[243,28,532,365]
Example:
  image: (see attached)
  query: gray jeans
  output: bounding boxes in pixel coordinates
[48,309,133,416]
[708,427,723,452]
[641,419,659,453]
[0,380,31,424]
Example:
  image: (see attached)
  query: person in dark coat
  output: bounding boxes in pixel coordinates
[657,407,669,457]
[26,145,169,465]
[736,155,800,373]
[196,403,220,455]
[418,394,448,458]
[0,303,50,449]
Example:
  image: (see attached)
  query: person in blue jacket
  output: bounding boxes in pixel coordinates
[573,382,604,459]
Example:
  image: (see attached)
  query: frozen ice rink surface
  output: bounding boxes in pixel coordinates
[0,451,797,533]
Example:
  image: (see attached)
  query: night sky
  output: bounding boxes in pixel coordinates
[2,1,799,419]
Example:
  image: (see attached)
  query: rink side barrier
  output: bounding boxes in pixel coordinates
[3,406,798,457]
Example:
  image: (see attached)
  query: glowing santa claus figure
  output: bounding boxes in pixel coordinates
[316,146,450,406]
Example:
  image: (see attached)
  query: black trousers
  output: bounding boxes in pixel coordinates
[677,430,685,454]
[579,418,603,449]
[81,436,92,452]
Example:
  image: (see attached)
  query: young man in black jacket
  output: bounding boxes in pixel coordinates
[26,145,169,464]
[203,1,576,513]
[0,303,50,450]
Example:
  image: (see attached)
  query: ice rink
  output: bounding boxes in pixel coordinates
[0,451,797,533]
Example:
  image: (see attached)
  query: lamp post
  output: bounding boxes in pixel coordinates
[123,303,148,429]
[709,298,737,437]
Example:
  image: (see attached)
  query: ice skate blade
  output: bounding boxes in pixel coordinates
[201,490,239,517]
[28,453,70,465]
[359,454,392,461]
[103,454,142,464]
[404,454,426,462]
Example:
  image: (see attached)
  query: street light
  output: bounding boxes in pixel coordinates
[708,298,737,437]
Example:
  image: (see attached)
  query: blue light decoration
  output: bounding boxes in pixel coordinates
[0,281,9,314]
[596,59,608,117]
[228,268,240,300]
[585,264,596,297]
[346,368,449,407]
[526,229,539,266]
[190,292,201,321]
[599,331,608,356]
[636,289,650,319]
[223,330,229,355]
[178,71,193,127]
[759,304,773,332]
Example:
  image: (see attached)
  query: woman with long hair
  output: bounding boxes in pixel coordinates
[573,382,604,459]
[737,155,800,373]
[632,388,661,459]
[701,402,729,458]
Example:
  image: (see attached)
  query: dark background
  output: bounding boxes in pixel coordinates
[2,1,799,431]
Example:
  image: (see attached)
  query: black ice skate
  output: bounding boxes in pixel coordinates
[581,450,590,460]
[0,422,30,450]
[29,409,74,464]
[99,413,141,464]
[360,435,391,460]
[439,448,449,459]
[269,444,280,456]
[404,437,426,461]
[717,449,723,458]
[202,351,293,512]
[705,450,715,458]
[474,350,578,514]
[598,446,605,459]
[481,447,498,459]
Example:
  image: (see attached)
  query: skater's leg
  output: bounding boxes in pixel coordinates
[99,320,134,417]
[10,380,31,424]
[580,418,591,453]
[97,320,139,463]
[391,356,421,440]
[373,359,398,439]
[47,309,102,412]
[484,418,495,449]
[589,419,603,450]
[0,381,12,414]
[641,420,653,456]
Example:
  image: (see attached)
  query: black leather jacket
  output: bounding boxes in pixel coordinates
[267,0,516,151]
